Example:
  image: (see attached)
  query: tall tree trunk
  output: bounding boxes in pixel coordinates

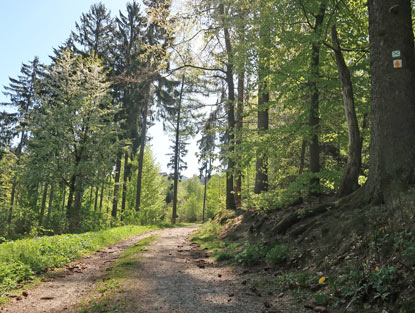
[308,4,326,196]
[7,182,17,235]
[94,185,99,211]
[234,70,244,208]
[220,2,236,211]
[121,151,129,218]
[365,0,415,203]
[234,10,246,208]
[299,139,307,175]
[72,177,84,232]
[135,102,149,212]
[99,181,104,211]
[112,152,122,218]
[8,133,25,233]
[255,8,270,195]
[172,76,185,224]
[66,175,76,221]
[61,184,66,212]
[39,183,48,226]
[202,165,208,223]
[331,25,362,198]
[47,184,54,223]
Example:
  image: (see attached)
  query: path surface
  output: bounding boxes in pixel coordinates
[0,229,163,313]
[1,226,305,313]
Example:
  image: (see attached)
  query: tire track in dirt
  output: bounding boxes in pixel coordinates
[0,229,163,313]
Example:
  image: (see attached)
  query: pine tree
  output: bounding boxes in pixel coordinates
[71,3,115,61]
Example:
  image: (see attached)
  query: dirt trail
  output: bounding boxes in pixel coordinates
[1,226,305,313]
[106,225,278,313]
[0,229,163,313]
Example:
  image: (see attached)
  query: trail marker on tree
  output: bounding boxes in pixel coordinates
[392,50,401,58]
[393,59,402,68]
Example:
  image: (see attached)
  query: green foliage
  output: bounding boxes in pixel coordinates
[124,148,167,225]
[0,262,33,294]
[235,240,267,266]
[331,265,399,302]
[275,271,319,290]
[205,174,226,218]
[265,243,289,265]
[0,225,158,295]
[192,221,222,244]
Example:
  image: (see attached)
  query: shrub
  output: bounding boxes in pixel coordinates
[235,241,266,266]
[265,243,289,265]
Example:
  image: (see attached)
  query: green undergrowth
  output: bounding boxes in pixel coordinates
[77,235,157,313]
[195,199,415,312]
[0,225,160,297]
[192,221,290,266]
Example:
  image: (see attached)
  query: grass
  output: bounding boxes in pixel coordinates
[77,235,158,313]
[0,225,160,298]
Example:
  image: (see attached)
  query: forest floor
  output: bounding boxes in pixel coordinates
[0,225,306,313]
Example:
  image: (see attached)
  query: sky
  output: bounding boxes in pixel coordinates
[0,0,200,178]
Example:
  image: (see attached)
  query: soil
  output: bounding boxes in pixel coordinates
[0,226,307,313]
[0,229,163,313]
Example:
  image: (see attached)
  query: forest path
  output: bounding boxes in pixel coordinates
[1,226,304,313]
[0,228,163,313]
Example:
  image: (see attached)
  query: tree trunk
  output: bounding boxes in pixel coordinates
[72,177,83,232]
[308,4,326,195]
[94,185,99,211]
[234,69,244,207]
[61,184,66,212]
[135,102,149,212]
[331,25,362,198]
[47,184,54,223]
[121,151,129,218]
[220,2,236,211]
[299,139,307,175]
[99,181,104,211]
[39,183,48,226]
[66,175,76,220]
[365,0,415,203]
[7,182,17,235]
[255,8,270,195]
[172,76,185,224]
[112,151,122,218]
[202,166,208,223]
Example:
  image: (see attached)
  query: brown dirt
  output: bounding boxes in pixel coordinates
[0,229,162,313]
[1,226,306,313]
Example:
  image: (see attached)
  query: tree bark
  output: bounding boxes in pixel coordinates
[72,177,84,232]
[112,151,122,218]
[202,165,208,223]
[299,139,307,175]
[66,175,76,220]
[135,101,149,212]
[47,184,54,222]
[220,2,236,211]
[234,69,244,207]
[331,25,362,198]
[94,185,99,211]
[61,184,66,212]
[99,181,104,211]
[39,183,48,226]
[121,151,129,218]
[172,76,185,224]
[7,182,16,235]
[365,0,415,203]
[308,4,326,195]
[255,8,270,195]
